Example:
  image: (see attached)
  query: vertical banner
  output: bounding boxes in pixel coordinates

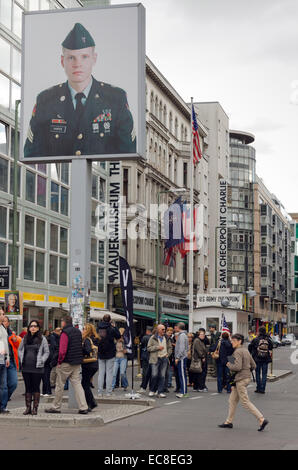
[218,179,228,289]
[119,256,134,355]
[108,161,122,284]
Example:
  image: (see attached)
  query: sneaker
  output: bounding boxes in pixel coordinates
[45,408,61,414]
[43,394,51,397]
[202,388,208,393]
[158,393,166,398]
[0,409,10,414]
[137,388,146,394]
[148,391,155,397]
[198,389,204,393]
[176,393,184,398]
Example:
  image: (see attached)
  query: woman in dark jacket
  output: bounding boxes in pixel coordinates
[192,331,208,392]
[216,332,234,393]
[81,323,100,411]
[18,320,49,415]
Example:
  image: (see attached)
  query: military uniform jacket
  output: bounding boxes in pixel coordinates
[24,77,136,158]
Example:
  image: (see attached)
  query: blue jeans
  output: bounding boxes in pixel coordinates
[1,362,18,409]
[150,357,168,394]
[112,357,128,389]
[256,362,268,392]
[98,358,115,394]
[0,364,6,410]
[217,362,231,393]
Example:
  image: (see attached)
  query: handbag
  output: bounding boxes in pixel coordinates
[189,342,202,373]
[211,339,221,360]
[82,337,98,364]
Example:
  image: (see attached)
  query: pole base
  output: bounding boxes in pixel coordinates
[125,392,141,400]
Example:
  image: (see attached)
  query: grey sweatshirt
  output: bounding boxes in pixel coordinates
[175,331,188,360]
[0,324,9,357]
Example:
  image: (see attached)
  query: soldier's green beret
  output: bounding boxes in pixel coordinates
[62,23,95,50]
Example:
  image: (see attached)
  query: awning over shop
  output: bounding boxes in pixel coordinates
[133,310,188,324]
[90,309,137,323]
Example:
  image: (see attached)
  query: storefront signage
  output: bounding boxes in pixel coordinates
[108,161,121,284]
[197,293,243,309]
[0,266,11,290]
[217,179,228,289]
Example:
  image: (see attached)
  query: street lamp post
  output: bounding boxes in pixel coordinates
[12,100,21,292]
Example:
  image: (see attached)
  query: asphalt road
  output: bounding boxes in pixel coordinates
[1,344,298,450]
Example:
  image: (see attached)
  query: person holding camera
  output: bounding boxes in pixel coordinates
[218,333,269,432]
[97,314,121,397]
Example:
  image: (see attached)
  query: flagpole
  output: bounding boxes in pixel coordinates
[189,98,194,333]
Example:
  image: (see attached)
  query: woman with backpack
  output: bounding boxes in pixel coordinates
[81,323,100,411]
[248,326,273,394]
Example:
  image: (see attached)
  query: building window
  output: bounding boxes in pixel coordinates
[183,162,188,188]
[49,223,68,286]
[0,157,9,192]
[24,215,46,283]
[50,164,69,215]
[90,238,105,293]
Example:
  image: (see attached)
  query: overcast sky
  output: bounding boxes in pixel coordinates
[112,0,298,214]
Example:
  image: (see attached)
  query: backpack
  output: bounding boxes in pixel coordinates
[256,338,269,359]
[97,327,110,355]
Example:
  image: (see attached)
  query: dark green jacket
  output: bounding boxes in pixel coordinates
[24,77,136,158]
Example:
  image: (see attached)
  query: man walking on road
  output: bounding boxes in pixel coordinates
[174,322,189,398]
[147,325,168,398]
[248,326,273,394]
[45,315,88,414]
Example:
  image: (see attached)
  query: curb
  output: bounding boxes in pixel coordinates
[43,395,156,407]
[267,371,293,382]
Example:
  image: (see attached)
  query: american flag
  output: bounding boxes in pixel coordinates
[222,315,230,333]
[192,104,202,165]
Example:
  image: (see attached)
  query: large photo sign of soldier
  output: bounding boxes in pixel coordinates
[21,4,145,163]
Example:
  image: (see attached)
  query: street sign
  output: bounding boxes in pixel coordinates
[0,266,11,290]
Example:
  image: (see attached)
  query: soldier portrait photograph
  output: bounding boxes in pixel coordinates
[21,6,144,161]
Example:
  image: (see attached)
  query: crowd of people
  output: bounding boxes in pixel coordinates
[0,307,271,430]
[0,310,129,415]
[138,322,270,430]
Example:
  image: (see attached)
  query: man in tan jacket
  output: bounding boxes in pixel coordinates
[218,333,269,432]
[147,325,168,398]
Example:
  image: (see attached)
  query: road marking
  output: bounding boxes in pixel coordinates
[189,396,202,400]
[164,401,180,405]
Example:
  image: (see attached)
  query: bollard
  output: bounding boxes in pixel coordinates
[267,346,276,378]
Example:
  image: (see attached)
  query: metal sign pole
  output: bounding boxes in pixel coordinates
[68,158,92,408]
